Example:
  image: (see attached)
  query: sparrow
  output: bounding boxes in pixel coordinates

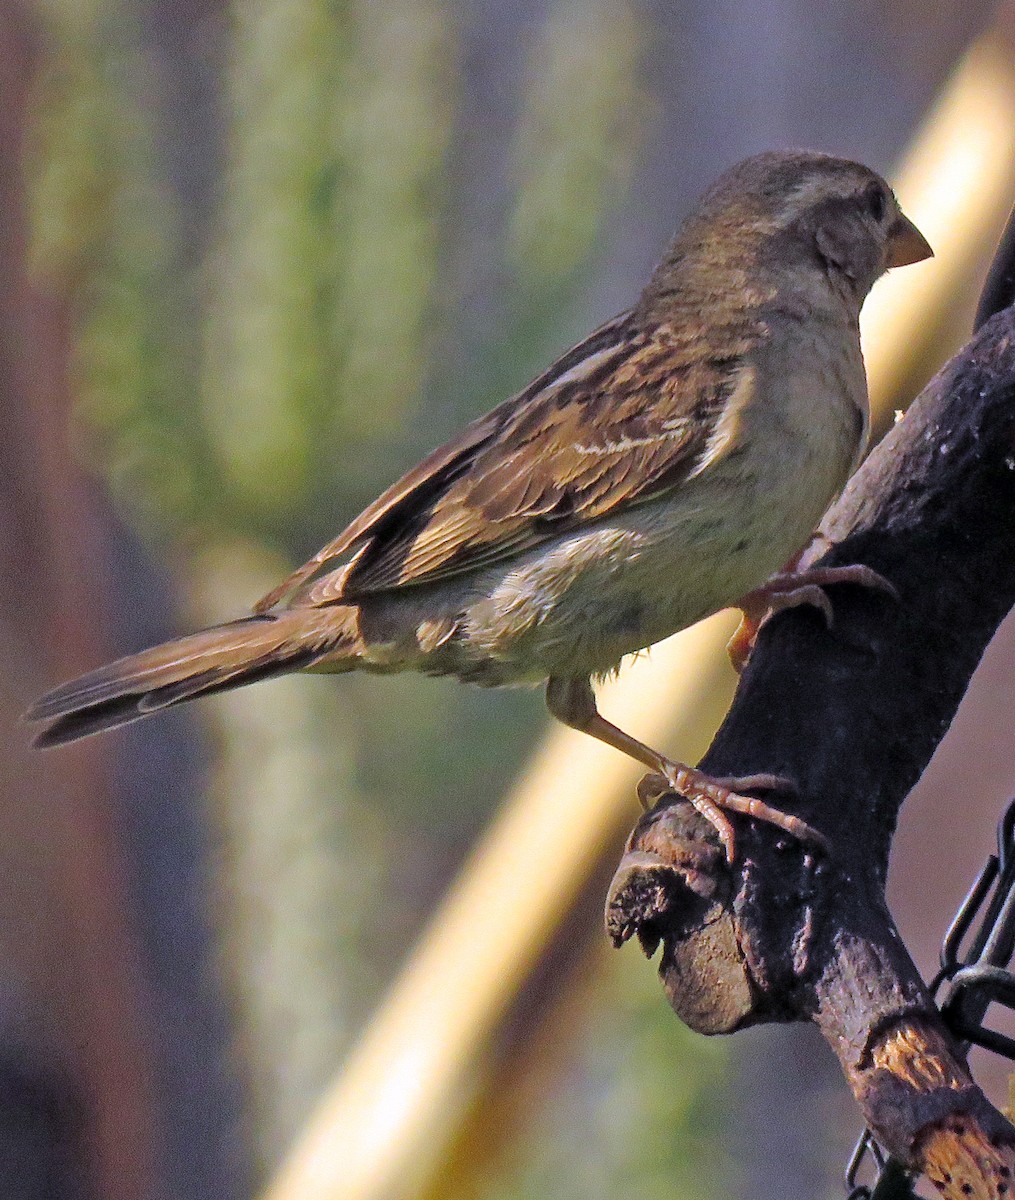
[26,150,932,862]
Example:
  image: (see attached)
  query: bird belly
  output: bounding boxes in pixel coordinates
[457,488,799,681]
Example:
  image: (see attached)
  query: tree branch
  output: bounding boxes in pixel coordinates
[607,245,1015,1195]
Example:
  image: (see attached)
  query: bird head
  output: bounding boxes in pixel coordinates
[761,150,932,295]
[646,150,932,317]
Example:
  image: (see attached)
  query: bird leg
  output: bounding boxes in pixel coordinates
[545,676,828,863]
[727,563,898,673]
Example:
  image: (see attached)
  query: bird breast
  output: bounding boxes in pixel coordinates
[453,319,867,684]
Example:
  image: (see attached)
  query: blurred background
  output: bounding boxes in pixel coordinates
[4,1,1015,1197]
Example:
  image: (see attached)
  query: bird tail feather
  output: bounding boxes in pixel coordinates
[25,607,360,748]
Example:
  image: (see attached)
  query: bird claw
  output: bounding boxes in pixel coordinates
[638,770,797,811]
[711,772,798,798]
[728,563,898,672]
[638,762,825,864]
[637,772,672,810]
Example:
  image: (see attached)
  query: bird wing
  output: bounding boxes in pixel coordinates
[254,310,760,610]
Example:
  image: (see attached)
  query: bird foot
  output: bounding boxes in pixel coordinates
[637,763,828,864]
[727,563,898,672]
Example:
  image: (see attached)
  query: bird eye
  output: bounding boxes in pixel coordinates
[864,184,887,223]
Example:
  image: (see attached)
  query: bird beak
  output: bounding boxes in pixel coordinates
[885,212,933,268]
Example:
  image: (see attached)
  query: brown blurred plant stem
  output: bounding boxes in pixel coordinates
[0,5,157,1197]
[607,274,1015,1195]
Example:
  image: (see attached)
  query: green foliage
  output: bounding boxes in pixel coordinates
[29,0,457,552]
[508,0,651,285]
[28,0,209,535]
[203,0,460,535]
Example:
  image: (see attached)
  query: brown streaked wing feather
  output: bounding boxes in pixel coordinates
[253,310,635,613]
[252,414,501,612]
[338,321,758,597]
